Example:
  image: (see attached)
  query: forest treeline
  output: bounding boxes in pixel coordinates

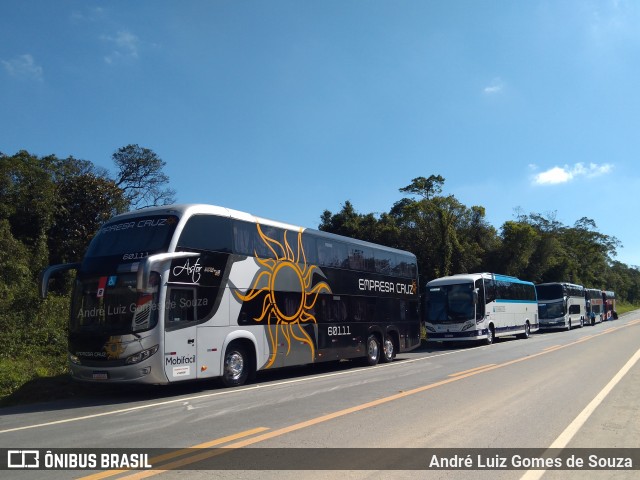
[320,175,640,300]
[0,147,175,398]
[1,152,639,399]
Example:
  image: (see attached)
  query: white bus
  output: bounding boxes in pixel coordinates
[424,273,538,345]
[41,204,421,386]
[536,282,586,330]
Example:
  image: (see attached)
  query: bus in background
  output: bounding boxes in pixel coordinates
[585,288,604,325]
[536,282,585,330]
[603,290,617,321]
[424,273,538,345]
[41,204,421,387]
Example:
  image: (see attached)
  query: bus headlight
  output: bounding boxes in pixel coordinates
[125,345,159,365]
[69,354,81,365]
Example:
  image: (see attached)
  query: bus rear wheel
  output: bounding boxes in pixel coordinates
[381,334,395,363]
[222,344,251,387]
[365,335,381,366]
[517,322,530,339]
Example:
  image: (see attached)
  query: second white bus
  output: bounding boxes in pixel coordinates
[424,273,539,345]
[536,282,586,330]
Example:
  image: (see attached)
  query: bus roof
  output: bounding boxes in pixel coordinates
[536,282,585,289]
[426,272,534,287]
[102,203,416,259]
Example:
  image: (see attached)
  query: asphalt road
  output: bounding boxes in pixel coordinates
[2,310,640,480]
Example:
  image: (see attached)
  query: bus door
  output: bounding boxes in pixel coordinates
[164,286,198,381]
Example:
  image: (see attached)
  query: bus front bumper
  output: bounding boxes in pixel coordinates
[69,357,168,384]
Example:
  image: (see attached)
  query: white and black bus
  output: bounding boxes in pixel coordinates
[41,204,421,386]
[585,288,605,325]
[424,273,538,345]
[536,282,586,330]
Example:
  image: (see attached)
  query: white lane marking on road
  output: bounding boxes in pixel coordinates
[519,346,640,480]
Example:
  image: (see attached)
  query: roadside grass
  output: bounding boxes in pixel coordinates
[0,357,129,408]
[0,294,76,407]
[0,355,69,407]
[616,302,638,317]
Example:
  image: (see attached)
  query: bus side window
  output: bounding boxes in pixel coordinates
[568,304,581,315]
[374,251,395,275]
[349,245,374,271]
[484,279,496,304]
[167,288,196,327]
[317,241,348,268]
[301,235,318,265]
[177,214,232,253]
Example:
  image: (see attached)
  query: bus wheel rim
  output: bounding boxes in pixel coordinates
[226,352,244,379]
[384,337,394,359]
[368,338,378,360]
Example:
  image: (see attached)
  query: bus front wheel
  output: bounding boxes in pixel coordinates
[365,335,381,366]
[222,344,250,387]
[517,322,530,339]
[485,325,495,345]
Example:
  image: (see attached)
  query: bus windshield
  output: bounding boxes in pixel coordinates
[538,301,564,319]
[86,215,179,259]
[536,284,563,301]
[70,272,160,335]
[427,283,475,324]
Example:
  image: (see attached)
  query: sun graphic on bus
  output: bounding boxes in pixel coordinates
[104,336,125,360]
[234,224,331,368]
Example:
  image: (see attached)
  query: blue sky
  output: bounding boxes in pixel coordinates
[2,1,639,267]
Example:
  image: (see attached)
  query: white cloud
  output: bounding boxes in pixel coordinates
[1,54,43,81]
[101,30,140,64]
[70,7,105,23]
[532,162,614,185]
[483,77,504,95]
[587,0,640,47]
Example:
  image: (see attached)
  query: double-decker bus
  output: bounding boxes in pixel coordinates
[424,273,538,345]
[536,282,586,330]
[585,288,604,325]
[40,204,421,386]
[603,290,617,321]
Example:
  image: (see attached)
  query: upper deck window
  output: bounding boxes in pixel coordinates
[86,215,179,257]
[177,214,233,253]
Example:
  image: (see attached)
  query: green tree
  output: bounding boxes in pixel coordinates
[394,176,498,279]
[399,175,445,200]
[0,151,58,256]
[0,219,31,312]
[495,221,538,277]
[48,173,128,265]
[0,147,181,399]
[113,144,176,209]
[457,205,498,274]
[319,201,363,239]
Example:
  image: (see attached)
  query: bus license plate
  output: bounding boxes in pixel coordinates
[92,371,109,380]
